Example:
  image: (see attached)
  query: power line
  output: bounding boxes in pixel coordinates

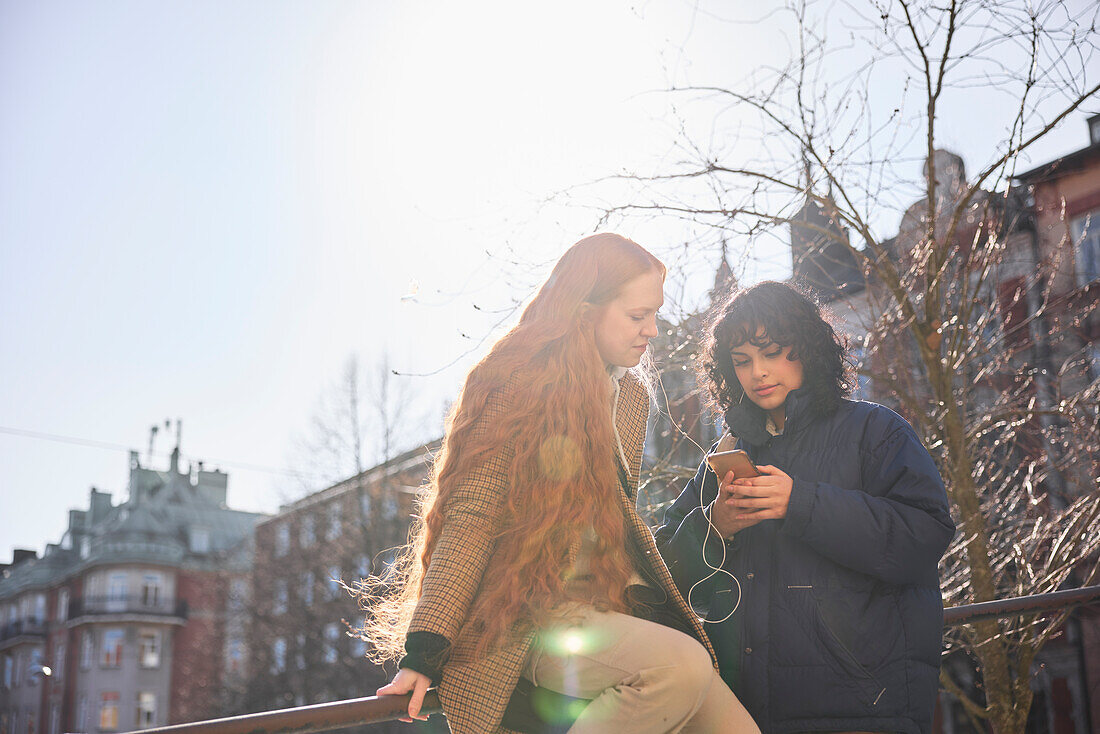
[0,425,314,480]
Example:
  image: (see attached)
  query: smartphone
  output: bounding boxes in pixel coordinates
[706,449,760,480]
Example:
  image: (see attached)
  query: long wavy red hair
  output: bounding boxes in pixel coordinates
[361,233,665,662]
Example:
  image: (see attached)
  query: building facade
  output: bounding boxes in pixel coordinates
[0,443,265,734]
[243,442,446,733]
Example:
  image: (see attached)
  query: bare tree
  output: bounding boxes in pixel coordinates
[232,354,445,731]
[596,1,1100,730]
[287,353,426,496]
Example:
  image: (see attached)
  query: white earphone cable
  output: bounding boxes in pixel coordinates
[653,369,743,624]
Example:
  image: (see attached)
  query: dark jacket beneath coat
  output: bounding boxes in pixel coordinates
[655,390,955,734]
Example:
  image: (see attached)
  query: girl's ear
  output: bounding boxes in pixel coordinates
[577,301,596,325]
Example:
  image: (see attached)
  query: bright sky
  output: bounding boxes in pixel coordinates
[1,0,1095,562]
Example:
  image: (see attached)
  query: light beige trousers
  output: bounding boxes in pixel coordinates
[523,604,760,734]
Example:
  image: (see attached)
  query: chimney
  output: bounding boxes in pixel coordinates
[11,549,37,566]
[1089,114,1100,146]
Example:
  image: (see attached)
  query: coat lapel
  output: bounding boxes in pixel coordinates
[614,372,719,666]
[613,373,648,496]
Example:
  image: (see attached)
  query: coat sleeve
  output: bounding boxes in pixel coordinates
[654,453,732,602]
[780,408,955,586]
[404,385,516,661]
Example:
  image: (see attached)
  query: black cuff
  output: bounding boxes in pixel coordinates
[399,631,451,685]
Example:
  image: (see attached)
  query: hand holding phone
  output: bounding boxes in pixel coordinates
[705,450,765,539]
[706,450,760,481]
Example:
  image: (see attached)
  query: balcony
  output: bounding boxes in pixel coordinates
[68,595,188,622]
[0,618,47,644]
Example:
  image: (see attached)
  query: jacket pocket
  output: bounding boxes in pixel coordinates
[810,591,887,709]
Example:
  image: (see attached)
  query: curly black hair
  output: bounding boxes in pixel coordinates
[698,280,853,422]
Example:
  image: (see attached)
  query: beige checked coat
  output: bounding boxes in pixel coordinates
[408,371,718,734]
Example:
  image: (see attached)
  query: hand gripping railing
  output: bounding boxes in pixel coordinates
[124,584,1100,734]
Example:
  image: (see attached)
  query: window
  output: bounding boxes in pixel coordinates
[356,554,371,580]
[271,638,286,673]
[139,630,160,668]
[300,515,316,548]
[274,523,290,557]
[351,635,367,659]
[13,651,22,686]
[28,649,43,684]
[383,495,399,519]
[140,574,162,608]
[326,567,342,601]
[30,595,46,624]
[1070,210,1100,285]
[377,548,399,579]
[228,579,248,611]
[849,336,872,400]
[136,692,156,729]
[359,492,372,519]
[107,573,128,611]
[55,590,68,622]
[273,579,288,615]
[79,537,90,559]
[80,631,93,670]
[3,655,11,688]
[48,705,60,734]
[189,527,210,554]
[76,696,88,734]
[52,643,64,682]
[295,634,306,671]
[326,504,342,541]
[301,571,314,607]
[101,628,124,668]
[324,624,340,664]
[226,639,244,675]
[85,573,101,600]
[99,693,119,731]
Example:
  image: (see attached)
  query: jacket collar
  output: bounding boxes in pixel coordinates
[724,388,815,448]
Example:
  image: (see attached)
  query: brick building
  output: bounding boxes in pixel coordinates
[243,442,446,733]
[0,439,264,734]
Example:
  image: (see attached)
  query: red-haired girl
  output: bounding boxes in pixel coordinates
[365,234,757,733]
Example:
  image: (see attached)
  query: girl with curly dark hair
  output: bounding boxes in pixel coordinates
[655,280,955,734]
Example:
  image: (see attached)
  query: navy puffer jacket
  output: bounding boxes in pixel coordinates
[655,390,955,734]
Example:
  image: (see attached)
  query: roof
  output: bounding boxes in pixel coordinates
[1013,141,1100,184]
[0,457,267,599]
[265,440,441,522]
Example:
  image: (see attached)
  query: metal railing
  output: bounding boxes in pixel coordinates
[0,618,47,642]
[125,584,1100,734]
[68,596,188,620]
